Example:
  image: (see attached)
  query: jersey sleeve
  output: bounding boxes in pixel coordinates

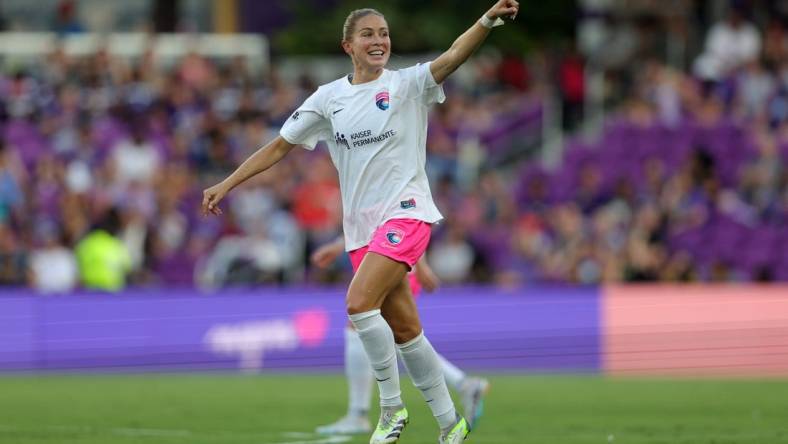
[399,62,446,107]
[280,88,331,150]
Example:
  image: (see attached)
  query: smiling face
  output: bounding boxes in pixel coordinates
[342,13,390,72]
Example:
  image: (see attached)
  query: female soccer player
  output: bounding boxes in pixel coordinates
[202,2,519,442]
[310,237,490,436]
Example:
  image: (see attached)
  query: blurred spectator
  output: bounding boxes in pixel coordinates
[228,183,305,282]
[694,5,761,81]
[179,52,215,91]
[109,126,162,187]
[558,44,585,130]
[660,251,698,282]
[198,229,283,288]
[738,131,783,221]
[498,51,530,92]
[0,222,27,286]
[737,60,775,120]
[428,222,475,284]
[28,222,78,294]
[762,18,788,67]
[0,140,25,223]
[641,61,681,127]
[63,123,97,194]
[74,208,131,291]
[53,0,85,36]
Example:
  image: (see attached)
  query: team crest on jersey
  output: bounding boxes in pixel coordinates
[375,90,390,110]
[385,229,404,246]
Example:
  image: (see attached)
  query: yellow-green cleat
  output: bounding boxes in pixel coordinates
[439,415,471,444]
[370,406,408,444]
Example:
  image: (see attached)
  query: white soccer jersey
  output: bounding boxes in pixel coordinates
[280,62,445,251]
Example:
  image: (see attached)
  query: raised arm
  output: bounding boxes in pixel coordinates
[430,0,519,84]
[202,136,295,215]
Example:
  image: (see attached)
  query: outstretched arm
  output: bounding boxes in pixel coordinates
[202,136,296,215]
[430,0,519,84]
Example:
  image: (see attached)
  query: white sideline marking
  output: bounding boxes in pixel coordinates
[112,427,192,437]
[0,425,94,433]
[0,424,193,438]
[42,425,92,432]
[0,424,349,443]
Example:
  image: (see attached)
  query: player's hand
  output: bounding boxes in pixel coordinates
[416,261,441,293]
[202,182,230,216]
[486,0,519,20]
[310,241,344,268]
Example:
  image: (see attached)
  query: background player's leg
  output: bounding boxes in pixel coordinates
[437,353,466,391]
[437,352,490,429]
[315,324,373,435]
[381,276,459,433]
[345,326,374,418]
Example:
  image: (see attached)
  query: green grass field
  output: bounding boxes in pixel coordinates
[0,374,787,444]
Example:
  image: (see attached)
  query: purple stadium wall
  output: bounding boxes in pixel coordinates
[2,285,787,376]
[0,287,600,373]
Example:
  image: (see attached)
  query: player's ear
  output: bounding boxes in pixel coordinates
[341,40,352,56]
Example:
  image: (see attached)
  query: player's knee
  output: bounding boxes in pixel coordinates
[391,323,421,344]
[345,294,374,315]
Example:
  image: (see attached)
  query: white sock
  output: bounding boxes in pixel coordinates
[345,327,373,417]
[348,310,403,408]
[397,332,457,430]
[437,353,466,391]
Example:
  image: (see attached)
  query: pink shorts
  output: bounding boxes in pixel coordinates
[349,218,431,297]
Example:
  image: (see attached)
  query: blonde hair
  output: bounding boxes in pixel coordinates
[342,8,385,42]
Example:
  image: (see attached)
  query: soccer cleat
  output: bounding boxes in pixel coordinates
[315,414,371,435]
[369,406,408,444]
[438,415,471,443]
[459,377,490,429]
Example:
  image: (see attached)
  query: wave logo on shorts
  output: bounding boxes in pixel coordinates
[386,229,404,246]
[375,90,390,110]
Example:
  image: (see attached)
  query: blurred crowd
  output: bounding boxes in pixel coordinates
[0,5,786,293]
[447,6,787,285]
